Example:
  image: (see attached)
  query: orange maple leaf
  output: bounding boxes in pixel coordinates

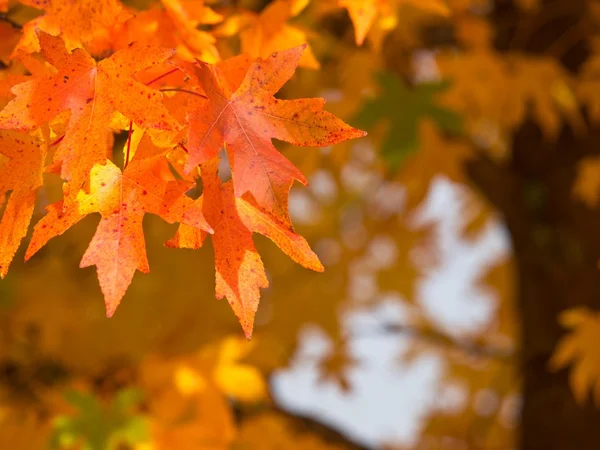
[201,159,269,339]
[114,0,222,62]
[175,46,366,224]
[0,131,44,278]
[217,0,319,69]
[235,194,324,273]
[167,157,322,338]
[16,0,132,54]
[25,135,212,316]
[0,32,180,205]
[0,20,20,64]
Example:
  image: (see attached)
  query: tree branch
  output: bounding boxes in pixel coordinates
[348,322,515,362]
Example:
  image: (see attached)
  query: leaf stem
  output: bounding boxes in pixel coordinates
[50,135,65,147]
[159,88,207,99]
[145,68,179,86]
[124,121,133,169]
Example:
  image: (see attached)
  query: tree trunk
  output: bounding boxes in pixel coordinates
[463,1,600,448]
[468,119,600,450]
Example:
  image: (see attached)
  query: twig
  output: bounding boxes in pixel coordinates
[50,135,65,147]
[124,121,133,169]
[159,88,207,99]
[145,68,179,86]
[348,322,515,361]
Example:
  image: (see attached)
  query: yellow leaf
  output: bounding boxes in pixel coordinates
[213,336,267,402]
[340,0,451,45]
[174,365,207,396]
[550,308,600,405]
[237,1,320,69]
[573,157,600,208]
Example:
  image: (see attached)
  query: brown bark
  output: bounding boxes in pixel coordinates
[463,1,600,448]
[468,121,600,450]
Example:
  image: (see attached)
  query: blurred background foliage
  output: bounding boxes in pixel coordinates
[3,0,600,449]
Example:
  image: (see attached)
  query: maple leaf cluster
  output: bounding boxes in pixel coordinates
[7,0,600,449]
[0,1,365,338]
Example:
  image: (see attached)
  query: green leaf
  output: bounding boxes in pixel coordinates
[50,388,149,450]
[355,72,463,170]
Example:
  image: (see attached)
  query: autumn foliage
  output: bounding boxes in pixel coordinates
[0,2,367,338]
[5,0,600,449]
